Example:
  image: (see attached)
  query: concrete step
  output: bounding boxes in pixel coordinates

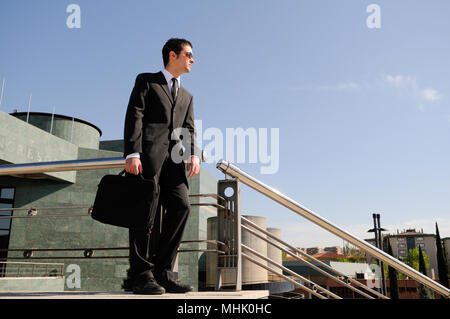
[0,290,269,299]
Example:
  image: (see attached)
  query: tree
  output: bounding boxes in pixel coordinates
[418,246,433,299]
[403,247,430,272]
[435,222,449,288]
[385,239,399,299]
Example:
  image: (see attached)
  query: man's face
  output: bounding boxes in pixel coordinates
[170,45,194,74]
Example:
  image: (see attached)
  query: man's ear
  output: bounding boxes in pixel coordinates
[169,50,178,60]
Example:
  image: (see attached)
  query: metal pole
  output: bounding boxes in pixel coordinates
[0,77,5,108]
[26,92,32,123]
[0,157,126,176]
[216,160,450,298]
[376,214,387,296]
[70,117,75,143]
[0,156,205,177]
[50,106,55,134]
[372,213,381,294]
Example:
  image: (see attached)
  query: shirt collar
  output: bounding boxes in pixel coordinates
[161,68,181,87]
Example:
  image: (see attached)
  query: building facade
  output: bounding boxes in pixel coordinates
[0,110,217,291]
[444,238,450,268]
[366,229,439,279]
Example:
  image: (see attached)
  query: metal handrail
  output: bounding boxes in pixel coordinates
[0,206,91,212]
[0,203,225,219]
[0,153,207,176]
[242,243,342,299]
[0,261,64,277]
[0,157,125,175]
[0,194,222,213]
[240,252,327,299]
[0,158,225,257]
[0,240,225,253]
[3,157,447,297]
[216,160,450,299]
[241,220,384,299]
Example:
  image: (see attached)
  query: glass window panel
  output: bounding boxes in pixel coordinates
[0,188,14,199]
[0,203,12,216]
[0,218,10,230]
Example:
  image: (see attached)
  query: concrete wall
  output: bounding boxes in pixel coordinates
[11,112,101,150]
[267,228,282,267]
[0,111,77,182]
[3,146,129,292]
[242,215,268,284]
[206,215,275,287]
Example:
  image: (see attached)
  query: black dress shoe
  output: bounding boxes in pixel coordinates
[160,280,194,293]
[122,276,134,292]
[133,279,166,295]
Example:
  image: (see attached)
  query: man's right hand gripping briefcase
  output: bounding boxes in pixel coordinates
[91,170,160,230]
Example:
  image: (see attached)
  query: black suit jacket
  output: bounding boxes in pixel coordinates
[123,71,198,185]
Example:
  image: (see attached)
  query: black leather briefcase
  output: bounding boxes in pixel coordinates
[91,170,160,230]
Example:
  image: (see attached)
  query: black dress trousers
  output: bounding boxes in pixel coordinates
[128,151,190,284]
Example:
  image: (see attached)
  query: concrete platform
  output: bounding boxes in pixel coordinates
[0,290,270,299]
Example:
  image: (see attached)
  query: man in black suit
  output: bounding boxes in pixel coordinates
[123,38,200,294]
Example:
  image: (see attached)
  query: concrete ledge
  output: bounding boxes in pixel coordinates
[0,277,65,292]
[0,290,269,299]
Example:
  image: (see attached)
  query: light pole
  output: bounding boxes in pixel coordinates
[368,213,388,296]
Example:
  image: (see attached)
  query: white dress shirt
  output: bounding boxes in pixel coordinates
[161,68,181,94]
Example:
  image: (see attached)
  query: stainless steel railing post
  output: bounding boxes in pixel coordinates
[216,179,242,291]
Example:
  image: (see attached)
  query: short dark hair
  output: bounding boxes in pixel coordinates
[162,38,193,67]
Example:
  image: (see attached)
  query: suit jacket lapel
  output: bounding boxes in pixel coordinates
[174,86,185,109]
[173,85,188,125]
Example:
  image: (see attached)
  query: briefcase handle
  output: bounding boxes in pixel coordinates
[119,169,146,181]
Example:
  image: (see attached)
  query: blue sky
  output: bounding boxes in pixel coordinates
[1,1,449,247]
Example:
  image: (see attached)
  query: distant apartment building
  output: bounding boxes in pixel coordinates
[366,229,439,279]
[324,246,343,255]
[289,246,343,258]
[306,247,323,255]
[444,237,450,268]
